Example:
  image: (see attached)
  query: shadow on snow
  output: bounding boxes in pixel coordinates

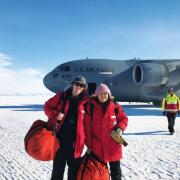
[122,104,162,116]
[0,104,163,115]
[124,130,170,136]
[0,104,43,111]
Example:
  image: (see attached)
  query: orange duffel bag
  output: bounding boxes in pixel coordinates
[77,152,110,180]
[24,119,60,161]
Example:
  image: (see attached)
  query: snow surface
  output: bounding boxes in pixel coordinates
[0,96,179,180]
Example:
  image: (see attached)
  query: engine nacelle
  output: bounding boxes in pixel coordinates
[133,63,168,86]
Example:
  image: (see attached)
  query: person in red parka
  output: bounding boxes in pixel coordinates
[44,76,89,180]
[84,83,128,180]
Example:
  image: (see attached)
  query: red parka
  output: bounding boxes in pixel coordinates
[44,91,89,158]
[84,98,128,163]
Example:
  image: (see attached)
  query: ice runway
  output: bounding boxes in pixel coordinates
[0,96,179,180]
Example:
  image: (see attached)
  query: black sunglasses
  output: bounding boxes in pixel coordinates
[73,82,85,88]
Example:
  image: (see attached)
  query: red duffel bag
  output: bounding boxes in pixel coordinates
[24,119,60,161]
[77,151,110,180]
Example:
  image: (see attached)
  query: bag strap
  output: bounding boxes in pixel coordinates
[89,103,94,148]
[80,154,91,180]
[84,102,94,116]
[53,92,68,135]
[59,92,68,113]
[114,103,119,116]
[90,103,94,117]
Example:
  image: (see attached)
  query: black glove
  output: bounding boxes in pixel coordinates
[163,111,166,116]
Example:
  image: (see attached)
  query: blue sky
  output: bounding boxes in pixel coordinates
[0,0,180,95]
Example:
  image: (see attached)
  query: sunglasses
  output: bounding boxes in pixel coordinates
[73,82,85,88]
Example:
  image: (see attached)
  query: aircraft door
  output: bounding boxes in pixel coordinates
[88,83,96,95]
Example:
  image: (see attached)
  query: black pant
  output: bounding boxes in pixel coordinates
[166,112,176,133]
[51,146,81,180]
[109,161,122,180]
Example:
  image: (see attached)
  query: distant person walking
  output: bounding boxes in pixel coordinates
[162,88,180,135]
[44,76,89,180]
[84,83,128,180]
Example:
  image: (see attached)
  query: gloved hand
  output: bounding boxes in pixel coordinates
[57,112,64,121]
[110,129,128,146]
[163,111,166,116]
[116,128,123,135]
[110,130,123,144]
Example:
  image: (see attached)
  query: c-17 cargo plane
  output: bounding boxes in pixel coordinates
[43,58,180,105]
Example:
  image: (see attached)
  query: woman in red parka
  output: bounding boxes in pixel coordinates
[84,83,128,180]
[44,76,89,180]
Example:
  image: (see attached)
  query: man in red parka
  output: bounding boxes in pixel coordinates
[84,83,128,180]
[44,76,89,180]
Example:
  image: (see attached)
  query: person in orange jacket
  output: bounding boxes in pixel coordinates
[44,76,89,180]
[84,83,128,180]
[162,88,180,135]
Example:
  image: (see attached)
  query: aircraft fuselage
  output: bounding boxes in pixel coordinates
[43,59,180,104]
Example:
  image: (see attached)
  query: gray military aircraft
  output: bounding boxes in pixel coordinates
[43,58,180,105]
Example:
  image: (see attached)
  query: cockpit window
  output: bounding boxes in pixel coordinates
[64,66,70,71]
[53,73,59,78]
[59,66,70,71]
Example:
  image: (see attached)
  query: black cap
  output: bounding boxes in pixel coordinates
[72,76,87,86]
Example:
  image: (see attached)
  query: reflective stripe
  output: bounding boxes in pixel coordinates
[165,109,178,112]
[166,102,177,105]
[111,116,116,119]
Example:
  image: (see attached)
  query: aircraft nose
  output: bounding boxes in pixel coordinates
[43,73,55,92]
[43,68,71,93]
[43,72,63,93]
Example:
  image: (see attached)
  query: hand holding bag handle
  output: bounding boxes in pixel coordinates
[24,92,67,161]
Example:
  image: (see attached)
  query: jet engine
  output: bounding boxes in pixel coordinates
[133,63,168,86]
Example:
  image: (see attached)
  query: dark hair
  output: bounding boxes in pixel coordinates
[65,85,88,97]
